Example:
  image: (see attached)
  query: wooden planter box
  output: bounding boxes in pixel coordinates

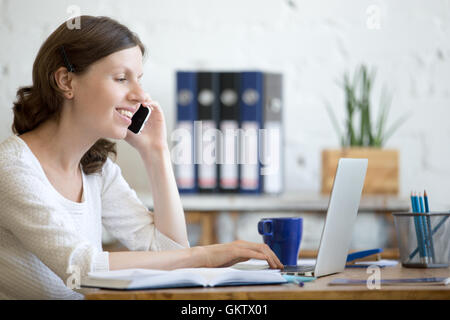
[321,148,399,195]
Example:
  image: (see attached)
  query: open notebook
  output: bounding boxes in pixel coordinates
[81,267,286,290]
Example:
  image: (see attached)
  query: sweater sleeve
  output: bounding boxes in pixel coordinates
[100,158,186,252]
[0,162,109,284]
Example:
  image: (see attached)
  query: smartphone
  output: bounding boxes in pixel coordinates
[128,105,151,134]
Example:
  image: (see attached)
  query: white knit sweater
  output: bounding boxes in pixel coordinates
[0,135,185,300]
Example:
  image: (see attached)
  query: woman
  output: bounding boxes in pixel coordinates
[0,16,282,299]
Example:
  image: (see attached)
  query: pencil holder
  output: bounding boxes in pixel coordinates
[393,212,449,268]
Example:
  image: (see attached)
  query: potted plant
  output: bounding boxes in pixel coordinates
[322,64,408,194]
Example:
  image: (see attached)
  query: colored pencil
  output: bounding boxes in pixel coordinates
[408,190,447,262]
[423,190,436,262]
[413,192,428,263]
[410,193,425,261]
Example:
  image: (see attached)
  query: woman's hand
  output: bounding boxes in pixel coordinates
[196,240,284,269]
[125,97,168,154]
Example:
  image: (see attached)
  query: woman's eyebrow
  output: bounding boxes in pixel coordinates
[111,66,143,77]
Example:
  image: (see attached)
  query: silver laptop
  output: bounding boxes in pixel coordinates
[281,158,368,277]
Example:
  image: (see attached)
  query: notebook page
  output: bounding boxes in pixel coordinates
[169,267,284,287]
[87,268,167,280]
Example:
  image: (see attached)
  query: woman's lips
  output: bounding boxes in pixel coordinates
[115,108,132,125]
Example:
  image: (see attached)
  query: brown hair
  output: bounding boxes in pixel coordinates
[12,15,146,174]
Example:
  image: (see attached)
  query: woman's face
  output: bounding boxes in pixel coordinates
[70,45,146,140]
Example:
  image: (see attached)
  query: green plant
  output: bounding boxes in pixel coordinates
[325,64,408,148]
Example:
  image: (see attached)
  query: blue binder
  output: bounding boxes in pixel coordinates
[218,72,240,193]
[196,72,219,193]
[175,71,197,193]
[239,71,263,194]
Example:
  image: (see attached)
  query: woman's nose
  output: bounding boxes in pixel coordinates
[128,82,147,103]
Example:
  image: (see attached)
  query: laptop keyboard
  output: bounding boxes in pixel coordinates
[282,265,315,274]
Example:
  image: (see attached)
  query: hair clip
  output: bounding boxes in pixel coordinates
[60,45,75,73]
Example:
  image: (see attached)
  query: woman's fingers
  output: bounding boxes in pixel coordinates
[142,94,159,108]
[234,247,268,265]
[201,241,284,269]
[247,241,283,269]
[141,94,158,112]
[144,100,165,121]
[259,243,284,269]
[233,241,283,269]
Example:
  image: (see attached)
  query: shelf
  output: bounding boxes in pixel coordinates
[138,192,410,214]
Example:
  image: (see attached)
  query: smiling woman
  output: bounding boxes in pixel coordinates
[12,15,146,174]
[0,15,282,300]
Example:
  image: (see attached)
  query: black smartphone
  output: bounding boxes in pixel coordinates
[128,105,151,134]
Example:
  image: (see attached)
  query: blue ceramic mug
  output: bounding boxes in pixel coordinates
[258,217,303,266]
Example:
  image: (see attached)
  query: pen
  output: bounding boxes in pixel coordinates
[282,275,313,287]
[294,280,304,287]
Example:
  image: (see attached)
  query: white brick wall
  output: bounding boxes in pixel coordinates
[1,0,450,247]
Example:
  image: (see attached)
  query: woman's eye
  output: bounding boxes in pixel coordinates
[117,78,127,82]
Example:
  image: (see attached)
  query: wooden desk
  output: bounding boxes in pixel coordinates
[82,264,449,300]
[137,192,410,246]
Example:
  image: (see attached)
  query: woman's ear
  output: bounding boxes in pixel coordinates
[54,66,74,99]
